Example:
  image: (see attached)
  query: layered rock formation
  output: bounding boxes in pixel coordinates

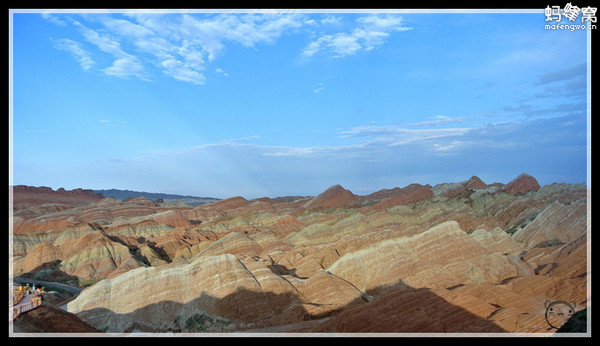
[503,173,541,195]
[11,185,104,210]
[302,185,359,210]
[11,174,588,334]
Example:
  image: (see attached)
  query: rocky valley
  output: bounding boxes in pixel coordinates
[9,173,589,334]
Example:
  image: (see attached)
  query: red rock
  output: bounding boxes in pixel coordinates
[363,184,434,211]
[211,196,249,210]
[462,176,488,190]
[503,173,541,195]
[13,218,75,234]
[303,185,359,209]
[274,215,303,227]
[432,176,488,198]
[13,241,62,275]
[11,185,103,210]
[152,210,191,228]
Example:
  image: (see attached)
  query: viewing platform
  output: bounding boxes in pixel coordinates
[11,284,43,320]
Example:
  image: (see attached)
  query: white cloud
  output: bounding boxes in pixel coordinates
[52,38,95,70]
[103,57,147,80]
[302,40,322,57]
[302,14,411,58]
[161,59,206,84]
[38,114,585,199]
[313,81,325,93]
[74,20,128,58]
[215,68,229,77]
[339,125,471,146]
[263,147,320,157]
[46,12,412,83]
[45,12,414,83]
[329,31,363,57]
[47,12,412,81]
[356,14,410,32]
[41,13,67,26]
[320,15,342,25]
[71,20,149,80]
[410,115,467,127]
[99,16,156,39]
[49,12,310,84]
[433,140,467,152]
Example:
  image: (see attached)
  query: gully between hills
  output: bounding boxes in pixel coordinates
[11,173,589,333]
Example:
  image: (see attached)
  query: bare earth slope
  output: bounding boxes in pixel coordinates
[12,305,100,333]
[11,174,589,334]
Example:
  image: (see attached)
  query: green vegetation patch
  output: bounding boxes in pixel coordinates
[182,312,233,332]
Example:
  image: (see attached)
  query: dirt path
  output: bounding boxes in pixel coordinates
[507,255,534,276]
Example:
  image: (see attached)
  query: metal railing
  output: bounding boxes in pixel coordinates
[11,296,42,320]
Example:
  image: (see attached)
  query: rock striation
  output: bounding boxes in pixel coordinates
[11,185,104,210]
[302,185,359,209]
[11,173,589,334]
[503,173,541,195]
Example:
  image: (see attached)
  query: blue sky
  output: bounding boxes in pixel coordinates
[10,10,590,199]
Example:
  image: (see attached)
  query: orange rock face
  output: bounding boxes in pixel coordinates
[11,174,589,334]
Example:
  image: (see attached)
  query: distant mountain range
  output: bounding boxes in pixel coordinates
[93,189,220,206]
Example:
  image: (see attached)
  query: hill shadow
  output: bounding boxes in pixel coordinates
[266,262,309,280]
[14,260,80,285]
[65,278,508,334]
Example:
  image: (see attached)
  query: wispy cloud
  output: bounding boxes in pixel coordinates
[409,115,467,127]
[536,63,586,85]
[339,125,471,147]
[496,62,587,122]
[320,14,342,25]
[99,119,128,127]
[79,114,585,198]
[531,63,587,102]
[302,14,411,58]
[72,19,150,80]
[161,59,205,84]
[215,68,229,77]
[502,101,586,119]
[43,12,309,84]
[52,38,95,70]
[43,12,413,83]
[313,81,325,94]
[41,13,67,26]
